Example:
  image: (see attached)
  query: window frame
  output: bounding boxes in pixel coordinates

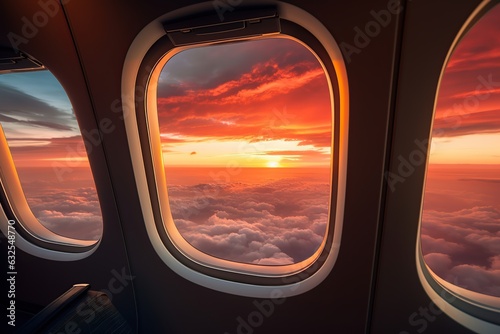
[0,63,101,259]
[123,2,348,297]
[416,0,500,331]
[143,33,335,278]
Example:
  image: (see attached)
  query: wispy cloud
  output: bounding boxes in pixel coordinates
[433,5,500,139]
[0,82,75,136]
[433,108,500,137]
[157,38,331,152]
[8,136,88,167]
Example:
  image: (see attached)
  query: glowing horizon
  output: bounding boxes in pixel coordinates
[429,4,500,165]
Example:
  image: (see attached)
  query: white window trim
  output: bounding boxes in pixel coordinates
[146,34,333,277]
[0,125,100,261]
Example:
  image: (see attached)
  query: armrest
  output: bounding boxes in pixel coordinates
[19,283,90,334]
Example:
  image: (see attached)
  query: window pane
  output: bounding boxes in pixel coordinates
[0,71,102,241]
[157,38,332,265]
[421,5,500,297]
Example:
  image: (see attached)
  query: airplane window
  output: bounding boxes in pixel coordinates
[0,70,103,241]
[421,3,500,298]
[156,37,332,266]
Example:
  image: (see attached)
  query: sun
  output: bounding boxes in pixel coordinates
[267,161,280,168]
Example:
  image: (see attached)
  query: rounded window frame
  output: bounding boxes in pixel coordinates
[0,66,101,260]
[416,0,500,331]
[123,2,348,297]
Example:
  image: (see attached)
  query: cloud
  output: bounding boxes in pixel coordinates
[433,5,500,138]
[444,4,500,75]
[0,82,75,135]
[432,108,500,137]
[0,80,86,167]
[166,168,330,265]
[18,168,102,240]
[262,149,329,157]
[458,178,500,184]
[0,113,73,131]
[424,253,453,277]
[422,205,500,296]
[156,38,331,149]
[449,264,500,297]
[421,235,465,255]
[425,252,500,297]
[159,38,320,91]
[7,135,89,167]
[421,164,500,296]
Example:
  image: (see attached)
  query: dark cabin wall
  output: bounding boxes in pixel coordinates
[0,0,483,333]
[0,1,137,330]
[371,0,481,333]
[60,0,401,332]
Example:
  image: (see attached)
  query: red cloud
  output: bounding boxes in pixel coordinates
[433,5,500,138]
[157,42,331,149]
[432,108,500,137]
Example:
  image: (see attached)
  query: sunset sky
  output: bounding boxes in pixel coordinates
[157,37,332,265]
[429,4,500,164]
[421,4,500,297]
[0,71,101,240]
[0,71,89,167]
[157,38,332,169]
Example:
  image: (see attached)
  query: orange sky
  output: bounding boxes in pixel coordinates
[1,10,499,168]
[157,38,332,168]
[421,4,500,297]
[429,4,500,164]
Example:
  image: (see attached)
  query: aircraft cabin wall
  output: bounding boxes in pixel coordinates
[1,0,497,333]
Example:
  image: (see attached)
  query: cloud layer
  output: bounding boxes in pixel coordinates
[167,168,330,265]
[17,167,102,241]
[422,166,500,297]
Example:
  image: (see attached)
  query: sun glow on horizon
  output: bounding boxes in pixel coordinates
[267,161,280,168]
[429,133,500,164]
[157,38,332,171]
